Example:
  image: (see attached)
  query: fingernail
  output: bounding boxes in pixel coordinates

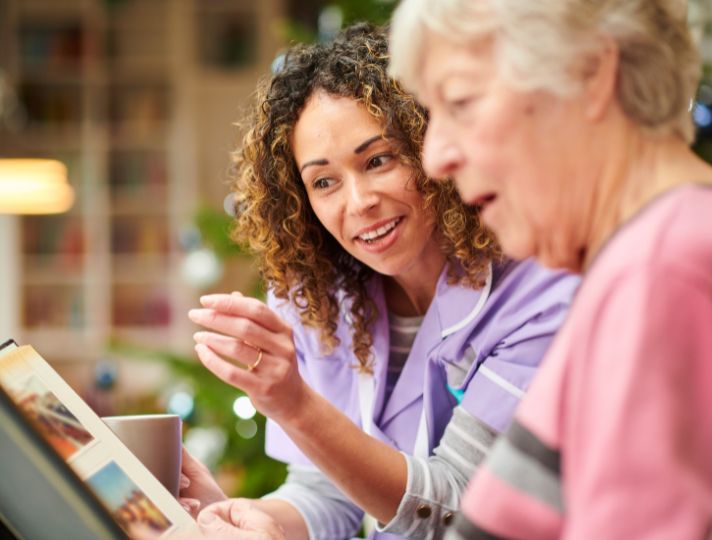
[180,476,190,488]
[200,294,222,307]
[193,331,207,342]
[188,308,207,321]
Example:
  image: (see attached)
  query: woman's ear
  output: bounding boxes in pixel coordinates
[580,36,620,122]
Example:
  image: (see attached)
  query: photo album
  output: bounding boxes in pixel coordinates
[0,339,198,539]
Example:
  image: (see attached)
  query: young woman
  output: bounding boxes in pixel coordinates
[183,24,578,540]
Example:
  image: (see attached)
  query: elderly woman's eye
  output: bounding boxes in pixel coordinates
[447,96,475,112]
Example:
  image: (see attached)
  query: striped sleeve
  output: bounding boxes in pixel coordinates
[377,406,497,539]
[445,419,564,540]
[445,513,506,540]
[262,465,363,540]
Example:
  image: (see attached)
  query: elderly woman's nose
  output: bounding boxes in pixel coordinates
[422,119,463,179]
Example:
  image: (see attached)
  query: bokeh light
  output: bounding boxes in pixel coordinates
[232,395,256,419]
[167,391,195,419]
[236,418,258,439]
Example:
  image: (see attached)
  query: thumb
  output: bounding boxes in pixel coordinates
[198,514,253,540]
[197,510,217,525]
[182,446,209,473]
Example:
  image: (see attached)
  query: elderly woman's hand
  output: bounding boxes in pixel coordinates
[197,499,286,540]
[179,446,228,518]
[129,499,284,540]
[187,292,309,425]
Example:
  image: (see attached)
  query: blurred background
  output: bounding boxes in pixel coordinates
[0,0,710,500]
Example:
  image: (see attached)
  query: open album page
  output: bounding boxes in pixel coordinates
[0,344,199,538]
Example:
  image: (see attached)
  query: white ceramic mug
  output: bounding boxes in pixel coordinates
[102,413,182,497]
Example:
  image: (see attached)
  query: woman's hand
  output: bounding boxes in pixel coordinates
[187,292,310,424]
[130,499,285,540]
[197,499,286,540]
[179,446,228,517]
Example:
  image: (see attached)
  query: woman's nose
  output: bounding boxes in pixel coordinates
[422,116,464,180]
[346,176,379,216]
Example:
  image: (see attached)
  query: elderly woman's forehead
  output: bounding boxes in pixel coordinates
[418,34,495,88]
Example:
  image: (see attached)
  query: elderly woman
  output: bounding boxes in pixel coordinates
[389,0,712,538]
[182,23,578,540]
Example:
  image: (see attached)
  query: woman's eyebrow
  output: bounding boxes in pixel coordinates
[299,134,384,173]
[300,159,329,174]
[354,135,384,154]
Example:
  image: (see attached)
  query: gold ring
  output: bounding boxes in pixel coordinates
[248,348,263,372]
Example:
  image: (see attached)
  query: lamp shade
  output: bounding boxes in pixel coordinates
[0,159,75,214]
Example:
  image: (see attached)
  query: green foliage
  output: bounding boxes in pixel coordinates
[194,205,266,299]
[280,0,398,44]
[194,205,246,260]
[331,0,398,26]
[694,137,712,163]
[278,19,319,46]
[694,65,712,164]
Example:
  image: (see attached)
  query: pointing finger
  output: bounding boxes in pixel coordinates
[199,293,288,333]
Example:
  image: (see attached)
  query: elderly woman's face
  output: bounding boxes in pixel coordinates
[291,91,443,280]
[416,33,590,268]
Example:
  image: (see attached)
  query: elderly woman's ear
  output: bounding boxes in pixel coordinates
[580,36,620,122]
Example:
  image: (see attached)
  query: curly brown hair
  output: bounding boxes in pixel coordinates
[231,23,500,372]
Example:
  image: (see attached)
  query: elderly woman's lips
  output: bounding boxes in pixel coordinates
[472,193,497,207]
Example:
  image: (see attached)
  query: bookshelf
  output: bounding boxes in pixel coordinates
[0,0,285,394]
[0,0,191,374]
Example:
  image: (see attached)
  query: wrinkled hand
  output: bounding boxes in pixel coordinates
[197,499,285,540]
[187,292,309,424]
[129,499,284,540]
[179,446,227,518]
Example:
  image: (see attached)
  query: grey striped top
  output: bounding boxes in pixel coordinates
[385,311,424,404]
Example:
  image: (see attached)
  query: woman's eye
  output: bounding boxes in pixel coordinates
[367,154,394,170]
[312,177,334,190]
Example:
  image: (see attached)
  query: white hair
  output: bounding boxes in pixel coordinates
[390,0,701,143]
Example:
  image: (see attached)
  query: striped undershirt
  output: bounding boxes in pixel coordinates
[385,311,424,402]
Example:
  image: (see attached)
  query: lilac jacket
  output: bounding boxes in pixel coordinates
[266,258,579,538]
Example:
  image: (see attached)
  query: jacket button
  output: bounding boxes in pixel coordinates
[443,511,454,526]
[416,504,432,519]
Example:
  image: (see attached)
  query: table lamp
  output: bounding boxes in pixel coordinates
[0,158,74,340]
[0,158,74,214]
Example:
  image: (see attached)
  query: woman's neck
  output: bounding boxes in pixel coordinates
[582,133,712,271]
[383,248,447,317]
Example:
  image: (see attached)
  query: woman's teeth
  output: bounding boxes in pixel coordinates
[359,218,400,242]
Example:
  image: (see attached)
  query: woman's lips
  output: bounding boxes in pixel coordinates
[354,217,404,253]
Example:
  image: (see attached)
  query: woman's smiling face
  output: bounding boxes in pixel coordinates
[292,91,443,280]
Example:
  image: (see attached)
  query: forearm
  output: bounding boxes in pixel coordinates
[276,386,407,524]
[262,466,364,540]
[379,407,496,539]
[248,498,309,540]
